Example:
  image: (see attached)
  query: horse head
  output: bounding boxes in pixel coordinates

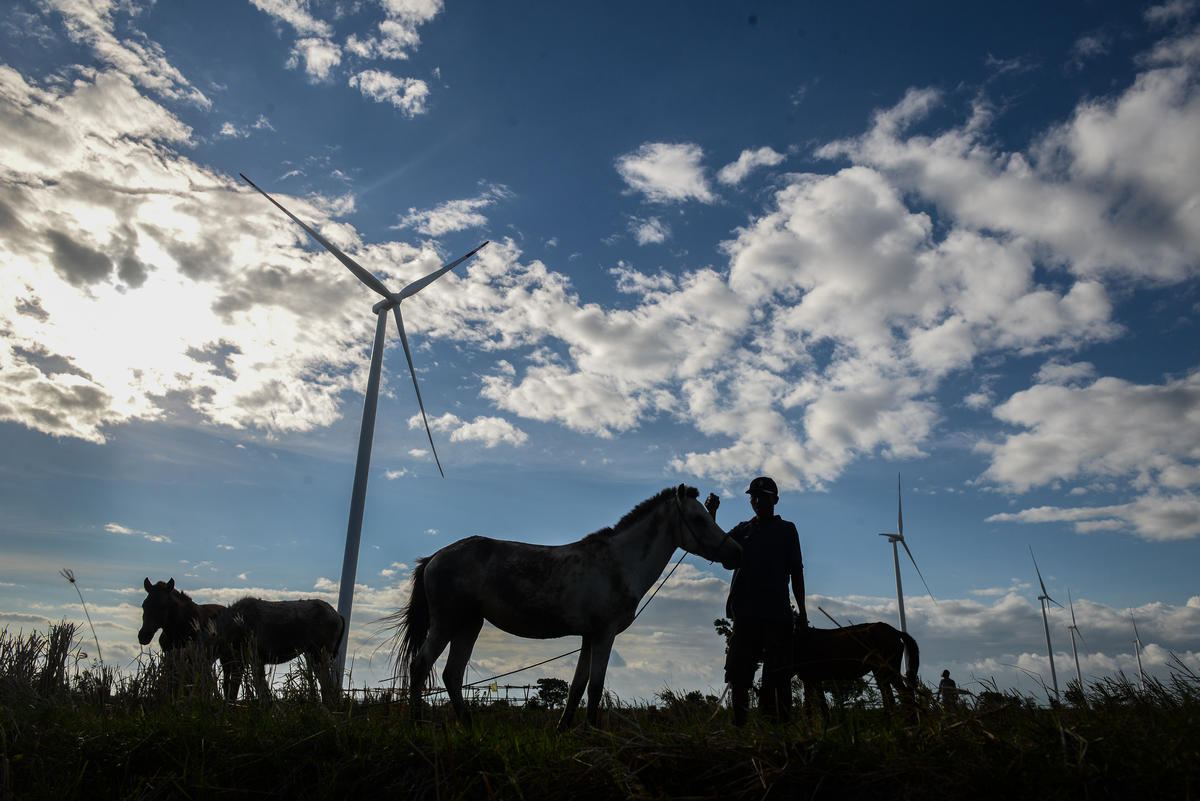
[673,484,742,565]
[138,577,176,646]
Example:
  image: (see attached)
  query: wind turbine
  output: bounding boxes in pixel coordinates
[242,174,488,684]
[1067,589,1087,693]
[1030,547,1063,703]
[877,473,934,672]
[1131,611,1146,690]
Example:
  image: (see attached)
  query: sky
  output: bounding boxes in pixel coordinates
[1,0,1199,706]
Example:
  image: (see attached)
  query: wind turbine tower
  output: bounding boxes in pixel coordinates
[1131,611,1146,690]
[1067,589,1087,693]
[878,473,934,672]
[242,175,488,685]
[1030,547,1063,703]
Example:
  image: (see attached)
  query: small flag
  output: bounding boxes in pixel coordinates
[489,682,499,693]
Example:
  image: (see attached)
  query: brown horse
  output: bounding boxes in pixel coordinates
[388,485,741,730]
[793,621,919,717]
[205,597,345,703]
[138,577,236,696]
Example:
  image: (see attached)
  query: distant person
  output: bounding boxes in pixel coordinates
[706,476,806,726]
[938,669,958,706]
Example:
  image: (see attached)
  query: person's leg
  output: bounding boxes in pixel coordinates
[725,618,765,727]
[761,618,794,723]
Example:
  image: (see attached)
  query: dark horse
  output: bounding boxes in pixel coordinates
[139,577,235,694]
[793,621,919,717]
[388,485,741,730]
[205,597,345,703]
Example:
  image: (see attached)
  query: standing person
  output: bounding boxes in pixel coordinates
[706,476,807,726]
[938,669,958,706]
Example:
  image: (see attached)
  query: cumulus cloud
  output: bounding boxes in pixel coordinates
[616,142,715,204]
[349,69,429,115]
[249,0,441,108]
[39,0,210,107]
[629,216,670,245]
[395,184,512,236]
[287,37,342,81]
[979,371,1200,540]
[416,412,528,448]
[717,146,786,185]
[817,45,1200,282]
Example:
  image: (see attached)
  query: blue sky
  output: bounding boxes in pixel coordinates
[2,0,1199,704]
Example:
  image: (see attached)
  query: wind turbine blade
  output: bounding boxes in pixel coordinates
[1069,589,1079,628]
[397,242,490,300]
[392,305,445,479]
[1030,547,1050,597]
[899,538,936,603]
[896,473,903,537]
[241,174,394,301]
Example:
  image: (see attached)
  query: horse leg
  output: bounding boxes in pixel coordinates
[409,628,451,721]
[222,656,241,701]
[252,660,270,702]
[874,669,895,714]
[307,649,339,704]
[557,637,592,732]
[584,631,617,728]
[442,617,483,725]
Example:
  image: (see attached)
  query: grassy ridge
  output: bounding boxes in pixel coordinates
[2,624,1198,800]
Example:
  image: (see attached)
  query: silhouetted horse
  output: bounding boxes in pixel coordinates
[206,597,345,703]
[793,621,919,718]
[388,485,741,730]
[139,577,235,694]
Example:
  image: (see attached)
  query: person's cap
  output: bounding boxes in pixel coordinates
[745,476,779,497]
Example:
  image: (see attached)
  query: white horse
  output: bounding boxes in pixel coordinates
[388,485,740,730]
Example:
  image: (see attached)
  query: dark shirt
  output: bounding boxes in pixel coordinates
[725,515,803,622]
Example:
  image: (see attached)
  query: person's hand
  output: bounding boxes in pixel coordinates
[704,493,720,516]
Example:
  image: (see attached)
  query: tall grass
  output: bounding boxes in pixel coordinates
[1,623,1198,799]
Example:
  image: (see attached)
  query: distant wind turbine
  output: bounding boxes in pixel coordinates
[1030,547,1063,703]
[1131,611,1146,690]
[878,473,935,672]
[242,174,488,685]
[1067,589,1087,692]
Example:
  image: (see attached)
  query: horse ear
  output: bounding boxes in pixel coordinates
[167,578,175,591]
[144,577,152,592]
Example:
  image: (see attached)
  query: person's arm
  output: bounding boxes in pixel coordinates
[790,527,807,627]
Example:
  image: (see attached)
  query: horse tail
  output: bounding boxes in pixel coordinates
[390,557,431,682]
[900,629,920,689]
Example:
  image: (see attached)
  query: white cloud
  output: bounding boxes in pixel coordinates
[104,522,171,544]
[288,37,342,81]
[817,48,1200,282]
[615,142,715,204]
[629,216,670,245]
[348,69,429,116]
[979,371,1200,540]
[416,412,528,448]
[39,0,210,107]
[395,184,512,235]
[717,146,786,185]
[980,372,1200,494]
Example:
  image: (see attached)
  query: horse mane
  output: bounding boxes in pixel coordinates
[581,486,697,544]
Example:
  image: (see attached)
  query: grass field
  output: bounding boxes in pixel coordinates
[2,623,1198,800]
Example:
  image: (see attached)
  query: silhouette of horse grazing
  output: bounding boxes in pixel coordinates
[139,577,235,695]
[206,597,345,703]
[793,621,919,717]
[388,485,741,730]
